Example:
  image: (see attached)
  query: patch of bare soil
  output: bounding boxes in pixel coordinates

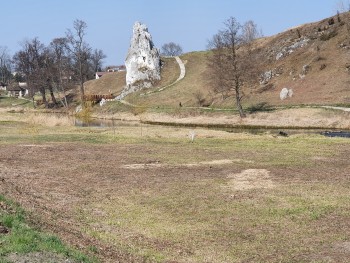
[121,162,163,169]
[121,159,254,169]
[226,169,275,191]
[184,159,254,167]
[335,242,350,253]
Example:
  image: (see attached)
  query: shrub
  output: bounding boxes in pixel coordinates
[320,30,337,41]
[247,102,273,113]
[328,18,335,25]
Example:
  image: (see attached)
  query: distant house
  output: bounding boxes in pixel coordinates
[107,65,126,72]
[19,82,28,90]
[95,72,112,79]
[7,83,28,98]
[0,82,6,91]
[95,65,126,79]
[104,65,126,72]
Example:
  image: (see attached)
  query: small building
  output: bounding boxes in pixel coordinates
[96,65,126,79]
[95,72,112,79]
[7,83,28,98]
[0,82,6,91]
[107,65,126,72]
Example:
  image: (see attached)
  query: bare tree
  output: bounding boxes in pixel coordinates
[207,17,260,118]
[161,42,183,56]
[13,38,54,108]
[49,38,71,108]
[66,19,91,103]
[207,33,230,100]
[335,0,350,13]
[42,48,58,106]
[91,49,106,73]
[0,46,12,84]
[242,20,261,53]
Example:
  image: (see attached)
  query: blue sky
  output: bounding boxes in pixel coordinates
[0,0,337,66]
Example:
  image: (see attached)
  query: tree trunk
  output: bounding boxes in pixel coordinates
[48,84,57,106]
[79,59,85,106]
[235,83,246,118]
[40,87,48,108]
[59,72,68,108]
[80,80,85,104]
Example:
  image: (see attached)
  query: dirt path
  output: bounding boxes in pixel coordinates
[157,56,185,92]
[142,56,186,95]
[119,56,186,105]
[320,105,350,112]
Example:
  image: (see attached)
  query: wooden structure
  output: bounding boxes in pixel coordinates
[83,94,114,103]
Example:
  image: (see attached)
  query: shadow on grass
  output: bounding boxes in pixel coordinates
[246,102,275,114]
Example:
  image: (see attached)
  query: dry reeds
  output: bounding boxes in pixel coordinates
[26,113,73,127]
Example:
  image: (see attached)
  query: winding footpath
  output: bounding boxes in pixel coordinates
[320,106,350,112]
[157,56,186,92]
[120,56,186,106]
[142,56,186,95]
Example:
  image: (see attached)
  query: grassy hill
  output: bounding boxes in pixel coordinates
[85,12,350,110]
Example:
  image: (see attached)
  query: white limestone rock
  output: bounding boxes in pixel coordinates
[276,37,310,60]
[280,88,293,100]
[117,22,160,100]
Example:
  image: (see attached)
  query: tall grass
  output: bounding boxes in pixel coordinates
[26,113,73,127]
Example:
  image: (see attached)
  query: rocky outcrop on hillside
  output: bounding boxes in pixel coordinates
[275,37,310,60]
[116,22,161,100]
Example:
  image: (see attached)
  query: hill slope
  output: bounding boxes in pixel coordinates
[86,12,350,109]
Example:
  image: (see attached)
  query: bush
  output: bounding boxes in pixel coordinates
[320,30,337,41]
[247,102,273,113]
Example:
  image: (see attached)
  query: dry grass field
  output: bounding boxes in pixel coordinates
[2,11,350,263]
[1,111,350,262]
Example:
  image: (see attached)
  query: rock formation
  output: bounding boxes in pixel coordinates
[117,22,161,100]
[275,37,310,60]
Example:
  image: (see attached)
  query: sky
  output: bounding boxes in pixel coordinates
[0,0,340,66]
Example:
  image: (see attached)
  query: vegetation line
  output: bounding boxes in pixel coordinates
[141,120,348,131]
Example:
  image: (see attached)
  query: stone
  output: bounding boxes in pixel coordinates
[280,88,293,100]
[259,67,283,85]
[117,22,161,100]
[302,64,310,75]
[259,70,273,85]
[75,105,82,113]
[99,98,106,107]
[280,88,289,100]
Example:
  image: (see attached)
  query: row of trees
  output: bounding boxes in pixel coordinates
[207,18,261,118]
[11,19,106,108]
